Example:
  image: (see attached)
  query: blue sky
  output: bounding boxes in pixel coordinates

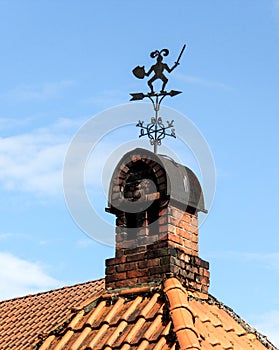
[0,0,279,346]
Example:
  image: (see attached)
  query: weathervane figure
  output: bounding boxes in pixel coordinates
[133,45,186,93]
[130,45,186,154]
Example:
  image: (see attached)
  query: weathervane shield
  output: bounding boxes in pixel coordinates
[132,66,145,79]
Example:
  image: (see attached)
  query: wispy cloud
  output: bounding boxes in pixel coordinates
[174,73,230,90]
[0,252,62,301]
[0,118,82,197]
[1,80,75,102]
[0,117,33,133]
[0,135,66,196]
[0,233,14,240]
[0,116,119,198]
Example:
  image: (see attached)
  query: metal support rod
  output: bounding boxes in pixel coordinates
[154,95,159,154]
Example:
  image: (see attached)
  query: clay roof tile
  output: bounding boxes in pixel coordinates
[0,277,276,350]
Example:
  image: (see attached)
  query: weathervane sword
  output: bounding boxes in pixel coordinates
[175,44,186,65]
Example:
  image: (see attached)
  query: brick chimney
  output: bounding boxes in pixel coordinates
[105,148,210,295]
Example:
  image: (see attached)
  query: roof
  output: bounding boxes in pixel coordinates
[0,279,104,350]
[2,277,275,350]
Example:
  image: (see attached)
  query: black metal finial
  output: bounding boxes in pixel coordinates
[130,45,186,154]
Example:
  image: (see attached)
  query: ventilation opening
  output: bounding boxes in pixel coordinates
[123,160,160,236]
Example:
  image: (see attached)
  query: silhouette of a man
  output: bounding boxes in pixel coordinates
[145,49,178,93]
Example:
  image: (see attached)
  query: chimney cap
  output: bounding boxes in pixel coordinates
[157,153,207,213]
[107,148,206,214]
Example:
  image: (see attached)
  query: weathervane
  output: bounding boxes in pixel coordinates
[130,45,186,154]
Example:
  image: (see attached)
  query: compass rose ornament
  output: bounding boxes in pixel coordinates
[130,45,186,154]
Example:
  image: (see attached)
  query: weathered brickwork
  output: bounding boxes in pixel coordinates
[114,206,199,254]
[105,238,209,293]
[106,148,209,295]
[106,206,210,294]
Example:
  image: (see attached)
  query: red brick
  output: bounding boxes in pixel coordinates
[191,216,198,227]
[159,225,168,233]
[116,262,137,272]
[192,228,199,235]
[177,252,191,263]
[106,255,126,266]
[138,227,149,236]
[105,266,115,275]
[156,169,165,177]
[153,164,161,172]
[191,234,198,243]
[120,165,129,174]
[147,247,170,258]
[105,274,117,283]
[114,279,137,288]
[176,228,191,240]
[119,170,127,178]
[124,246,146,255]
[149,265,170,275]
[118,240,136,249]
[138,260,148,269]
[182,213,191,224]
[171,265,180,274]
[116,233,126,243]
[159,233,168,241]
[127,269,146,278]
[201,285,209,293]
[159,255,171,266]
[158,216,167,225]
[131,155,141,162]
[189,241,198,252]
[168,233,182,245]
[113,178,124,185]
[115,248,125,258]
[138,235,158,245]
[114,271,127,280]
[171,208,181,218]
[126,252,146,262]
[151,240,168,249]
[203,269,210,278]
[169,216,178,226]
[147,258,160,267]
[168,242,192,256]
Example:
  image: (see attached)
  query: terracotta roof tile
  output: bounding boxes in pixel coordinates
[164,278,200,350]
[0,277,277,350]
[0,278,104,350]
[34,285,174,350]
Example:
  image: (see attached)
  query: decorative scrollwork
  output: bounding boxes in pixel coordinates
[137,117,176,148]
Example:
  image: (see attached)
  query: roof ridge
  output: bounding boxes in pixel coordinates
[163,277,201,350]
[207,294,279,350]
[102,285,157,298]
